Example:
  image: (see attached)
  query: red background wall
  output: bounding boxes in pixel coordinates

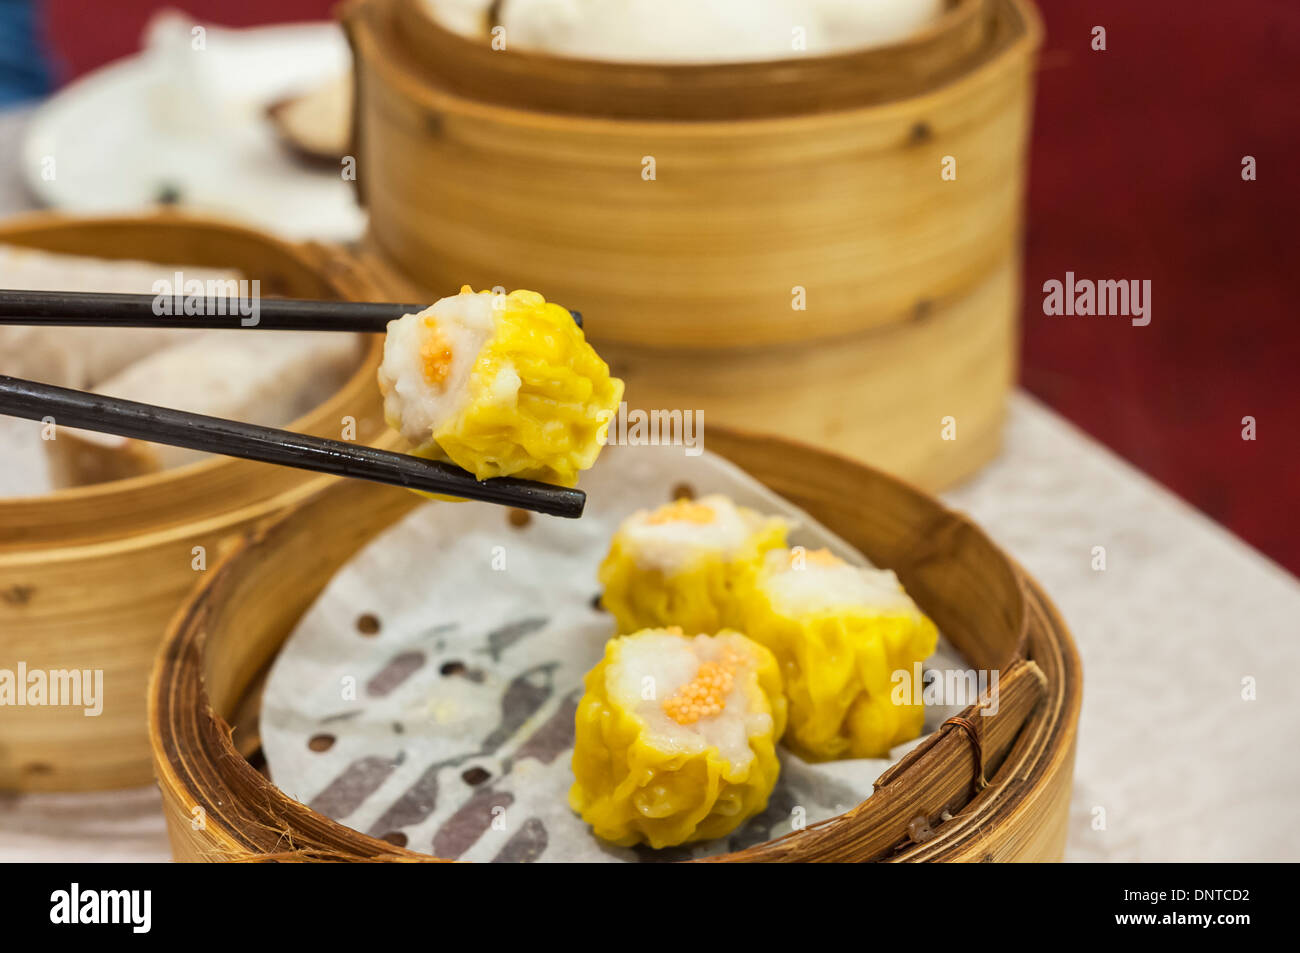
[1022,1,1299,577]
[38,0,1300,574]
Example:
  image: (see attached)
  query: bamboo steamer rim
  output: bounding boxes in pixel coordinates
[393,0,987,121]
[344,0,1042,135]
[0,472,337,569]
[149,423,1081,862]
[0,210,384,540]
[895,552,1076,860]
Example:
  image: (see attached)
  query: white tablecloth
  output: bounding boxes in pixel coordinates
[947,396,1299,862]
[1,105,1296,863]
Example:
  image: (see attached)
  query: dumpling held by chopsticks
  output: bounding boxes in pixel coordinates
[378,287,624,486]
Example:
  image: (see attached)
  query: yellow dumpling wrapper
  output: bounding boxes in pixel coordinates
[736,548,938,761]
[378,287,624,489]
[570,628,787,849]
[598,495,788,635]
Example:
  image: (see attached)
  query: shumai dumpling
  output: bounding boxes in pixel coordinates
[597,495,788,635]
[570,627,787,849]
[378,286,623,487]
[735,547,938,761]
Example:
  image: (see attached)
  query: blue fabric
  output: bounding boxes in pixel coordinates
[0,0,54,105]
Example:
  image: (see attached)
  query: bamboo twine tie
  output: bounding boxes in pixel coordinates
[941,715,988,793]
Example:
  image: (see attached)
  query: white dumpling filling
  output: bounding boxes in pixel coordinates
[605,630,770,771]
[757,547,916,616]
[377,290,507,446]
[618,494,780,574]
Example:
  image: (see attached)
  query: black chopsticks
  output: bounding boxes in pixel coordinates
[0,290,582,330]
[0,375,585,518]
[0,288,591,517]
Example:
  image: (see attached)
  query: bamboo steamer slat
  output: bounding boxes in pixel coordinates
[342,0,1041,491]
[0,213,394,792]
[600,256,1018,493]
[149,427,1081,862]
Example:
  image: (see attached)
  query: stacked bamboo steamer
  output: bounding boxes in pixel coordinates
[343,0,1042,490]
[0,212,399,791]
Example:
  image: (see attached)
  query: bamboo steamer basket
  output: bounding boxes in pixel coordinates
[149,428,1081,862]
[342,0,1041,491]
[0,212,400,793]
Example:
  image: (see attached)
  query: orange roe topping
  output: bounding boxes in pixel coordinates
[801,548,844,568]
[663,648,742,725]
[420,319,455,389]
[645,500,716,526]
